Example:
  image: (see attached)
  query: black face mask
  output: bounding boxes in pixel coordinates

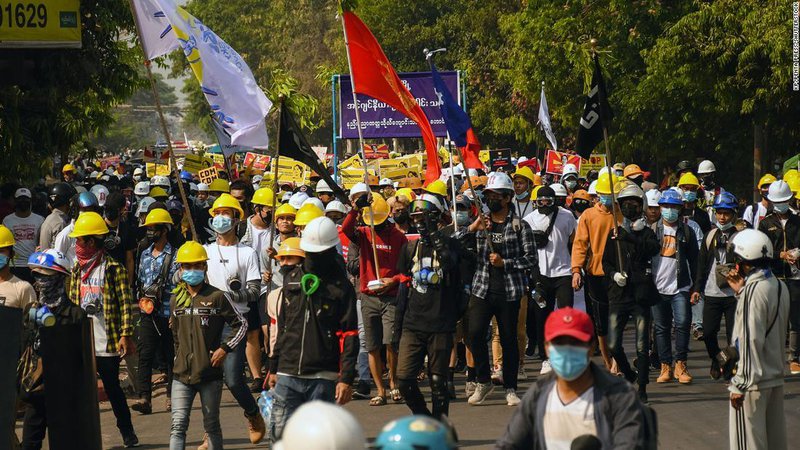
[278,265,296,276]
[572,201,591,213]
[620,203,643,221]
[258,210,272,224]
[538,205,555,216]
[15,201,31,212]
[146,228,163,243]
[105,209,120,221]
[393,210,410,225]
[555,198,566,208]
[487,200,504,213]
[34,273,66,307]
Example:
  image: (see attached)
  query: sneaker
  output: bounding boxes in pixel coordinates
[710,359,722,380]
[467,382,494,405]
[491,366,503,385]
[130,399,151,415]
[693,328,705,341]
[250,377,264,393]
[505,388,521,406]
[353,380,371,399]
[540,360,552,375]
[674,360,693,384]
[638,387,648,404]
[790,361,800,375]
[517,366,527,381]
[465,381,477,397]
[245,411,266,444]
[122,433,139,448]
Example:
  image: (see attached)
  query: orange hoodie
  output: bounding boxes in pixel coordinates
[571,203,621,276]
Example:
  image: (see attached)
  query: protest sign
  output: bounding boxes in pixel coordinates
[243,152,271,171]
[489,149,513,172]
[545,150,582,176]
[146,163,171,178]
[198,167,219,185]
[580,154,607,177]
[183,154,215,174]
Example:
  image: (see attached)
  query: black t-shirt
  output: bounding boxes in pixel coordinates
[487,221,505,296]
[106,220,137,265]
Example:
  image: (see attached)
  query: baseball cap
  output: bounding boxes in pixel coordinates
[14,188,32,199]
[544,307,594,343]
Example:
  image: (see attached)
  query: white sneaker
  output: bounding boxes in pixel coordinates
[505,388,521,406]
[467,382,494,405]
[540,360,552,375]
[517,366,527,381]
[465,381,477,397]
[491,366,504,385]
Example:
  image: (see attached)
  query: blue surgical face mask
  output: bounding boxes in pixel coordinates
[774,202,790,214]
[548,344,590,381]
[515,191,529,201]
[717,221,734,231]
[661,207,679,223]
[181,269,205,286]
[682,190,698,203]
[211,215,234,234]
[455,211,471,227]
[598,195,613,208]
[0,254,8,270]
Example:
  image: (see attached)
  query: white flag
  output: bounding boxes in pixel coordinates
[538,83,558,151]
[140,0,272,148]
[131,0,179,60]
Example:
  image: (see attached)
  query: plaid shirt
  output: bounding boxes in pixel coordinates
[69,255,134,354]
[137,243,179,317]
[457,212,537,301]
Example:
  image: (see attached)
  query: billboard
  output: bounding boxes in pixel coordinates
[0,0,81,48]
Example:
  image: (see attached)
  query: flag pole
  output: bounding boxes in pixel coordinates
[340,9,382,283]
[127,0,197,242]
[447,141,458,233]
[267,96,284,275]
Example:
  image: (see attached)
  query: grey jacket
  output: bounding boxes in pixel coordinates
[496,363,646,450]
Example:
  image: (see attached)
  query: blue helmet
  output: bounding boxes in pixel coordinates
[77,191,99,208]
[28,249,70,275]
[713,191,738,211]
[374,416,457,450]
[657,189,683,206]
[180,170,193,181]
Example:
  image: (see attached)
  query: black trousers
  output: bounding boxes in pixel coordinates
[786,280,800,361]
[467,292,520,389]
[396,330,453,419]
[21,391,46,450]
[531,275,574,358]
[702,295,736,360]
[97,356,135,437]
[135,315,174,400]
[585,275,610,337]
[608,302,651,387]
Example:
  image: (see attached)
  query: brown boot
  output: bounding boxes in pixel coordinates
[246,411,266,444]
[656,363,672,383]
[674,360,693,384]
[197,433,208,450]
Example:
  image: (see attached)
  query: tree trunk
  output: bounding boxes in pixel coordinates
[753,122,764,204]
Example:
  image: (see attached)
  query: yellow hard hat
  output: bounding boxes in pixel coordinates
[175,241,208,264]
[784,169,799,185]
[252,187,275,206]
[0,225,14,248]
[677,172,700,187]
[277,237,305,258]
[531,185,543,201]
[210,193,245,218]
[513,166,536,184]
[62,163,76,173]
[209,178,230,193]
[424,180,447,197]
[149,186,168,198]
[142,208,173,227]
[294,203,324,226]
[787,177,800,195]
[396,188,416,202]
[361,192,389,226]
[758,173,777,188]
[69,212,110,238]
[594,172,619,195]
[275,203,297,220]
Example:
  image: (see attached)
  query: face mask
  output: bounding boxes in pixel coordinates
[661,207,679,223]
[598,195,613,208]
[564,180,577,191]
[548,344,590,381]
[555,198,566,208]
[717,221,734,231]
[620,203,642,221]
[515,191,529,201]
[701,176,715,189]
[105,209,120,221]
[278,265,296,276]
[0,254,8,270]
[146,229,162,243]
[455,211,471,227]
[774,202,790,214]
[393,210,410,225]
[487,200,503,213]
[15,201,31,212]
[682,191,698,203]
[211,215,234,234]
[538,205,554,216]
[258,210,272,224]
[181,269,205,286]
[34,274,66,306]
[572,201,590,213]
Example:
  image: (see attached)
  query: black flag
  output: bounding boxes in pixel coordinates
[279,106,349,205]
[575,54,613,160]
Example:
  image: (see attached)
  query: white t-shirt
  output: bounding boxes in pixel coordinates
[79,264,115,357]
[3,212,44,266]
[54,222,76,269]
[512,197,535,221]
[743,203,768,229]
[204,242,260,314]
[543,386,597,450]
[245,220,273,295]
[652,223,685,295]
[684,218,703,248]
[0,275,36,309]
[523,207,577,278]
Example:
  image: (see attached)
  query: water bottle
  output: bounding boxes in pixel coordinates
[258,389,275,427]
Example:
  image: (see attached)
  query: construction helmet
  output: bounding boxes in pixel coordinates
[0,225,14,248]
[274,401,364,450]
[550,183,568,197]
[767,180,793,203]
[407,177,423,190]
[677,172,700,187]
[697,160,716,174]
[396,188,416,202]
[300,217,340,252]
[379,178,394,187]
[289,192,310,210]
[274,203,297,220]
[294,203,324,226]
[645,189,662,207]
[484,172,514,194]
[531,185,543,200]
[302,197,325,211]
[134,181,151,196]
[277,237,305,259]
[27,249,70,275]
[758,173,777,188]
[349,183,369,202]
[90,185,109,207]
[375,415,457,450]
[712,191,738,211]
[151,175,170,188]
[657,189,684,206]
[623,164,644,178]
[361,192,390,226]
[175,241,208,263]
[197,183,210,192]
[562,163,579,177]
[513,166,537,184]
[410,193,444,214]
[730,229,773,261]
[572,189,591,202]
[62,163,76,173]
[209,178,230,193]
[69,212,110,238]
[136,197,156,216]
[424,180,447,197]
[316,179,334,194]
[149,186,169,199]
[784,169,799,184]
[325,200,348,215]
[788,177,800,196]
[142,208,174,227]
[594,172,619,195]
[587,180,598,196]
[252,187,275,207]
[210,193,245,218]
[617,182,645,202]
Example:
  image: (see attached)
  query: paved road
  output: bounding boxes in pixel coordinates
[17,336,800,449]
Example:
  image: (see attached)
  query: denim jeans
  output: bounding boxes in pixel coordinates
[222,324,259,416]
[170,379,223,450]
[269,375,336,444]
[608,302,651,386]
[356,298,371,382]
[691,296,704,330]
[651,291,691,363]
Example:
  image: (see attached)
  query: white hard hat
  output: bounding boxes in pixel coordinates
[465,168,479,178]
[517,156,529,164]
[74,185,87,194]
[562,163,579,177]
[484,172,513,193]
[133,167,144,176]
[379,178,393,187]
[325,200,348,215]
[550,183,568,197]
[417,193,444,212]
[452,164,464,176]
[197,182,210,192]
[349,182,369,202]
[316,179,333,193]
[273,401,364,450]
[134,181,150,196]
[588,180,598,196]
[151,175,170,188]
[136,197,156,216]
[88,171,100,179]
[100,174,110,182]
[767,180,793,203]
[89,184,109,207]
[645,189,662,207]
[302,197,325,211]
[252,175,264,184]
[189,182,198,193]
[617,183,645,202]
[288,192,310,209]
[697,160,716,175]
[281,192,292,203]
[300,217,340,252]
[730,228,773,260]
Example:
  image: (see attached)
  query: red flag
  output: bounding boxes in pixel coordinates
[462,129,483,169]
[342,11,441,185]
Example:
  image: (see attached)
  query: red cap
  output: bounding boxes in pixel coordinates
[544,307,594,343]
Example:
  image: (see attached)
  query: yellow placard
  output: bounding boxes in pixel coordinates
[198,167,219,185]
[208,153,226,169]
[0,0,81,48]
[338,154,363,171]
[579,154,607,177]
[384,167,422,181]
[339,168,378,189]
[273,157,309,185]
[479,150,490,164]
[183,154,214,174]
[145,163,171,178]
